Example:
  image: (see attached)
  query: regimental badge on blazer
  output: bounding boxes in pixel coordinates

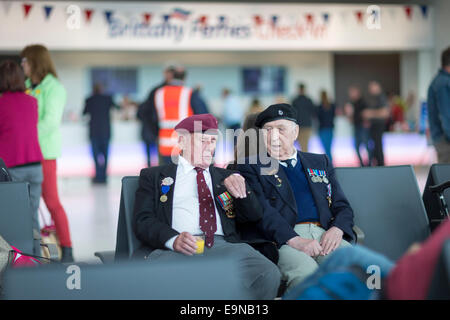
[216,191,235,218]
[160,177,174,203]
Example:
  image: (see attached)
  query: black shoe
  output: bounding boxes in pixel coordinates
[61,246,74,263]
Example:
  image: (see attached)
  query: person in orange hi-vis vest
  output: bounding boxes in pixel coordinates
[152,66,209,165]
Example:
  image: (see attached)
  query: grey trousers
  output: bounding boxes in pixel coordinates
[435,140,450,163]
[8,164,43,255]
[148,236,281,300]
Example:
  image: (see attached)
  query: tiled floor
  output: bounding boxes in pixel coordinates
[43,164,432,263]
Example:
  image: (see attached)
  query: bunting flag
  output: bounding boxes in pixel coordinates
[171,8,190,20]
[420,5,428,18]
[355,10,364,24]
[43,5,53,20]
[23,3,32,18]
[271,15,278,27]
[253,15,263,26]
[322,13,329,24]
[1,1,12,15]
[218,15,225,24]
[84,9,93,23]
[104,10,113,24]
[162,14,170,23]
[143,12,152,24]
[305,13,314,24]
[404,6,412,20]
[198,15,207,26]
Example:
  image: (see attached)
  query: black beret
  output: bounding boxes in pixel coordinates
[255,103,298,128]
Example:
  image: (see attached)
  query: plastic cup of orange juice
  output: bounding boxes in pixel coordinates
[195,235,205,254]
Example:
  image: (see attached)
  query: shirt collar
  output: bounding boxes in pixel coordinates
[279,149,298,167]
[178,155,210,174]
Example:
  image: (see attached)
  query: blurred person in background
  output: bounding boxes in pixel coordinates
[344,85,371,167]
[247,97,264,115]
[291,83,316,152]
[0,60,43,256]
[222,88,244,131]
[120,94,138,121]
[317,90,336,163]
[83,83,117,184]
[21,44,73,262]
[364,81,390,167]
[150,65,209,165]
[427,47,450,163]
[137,65,175,167]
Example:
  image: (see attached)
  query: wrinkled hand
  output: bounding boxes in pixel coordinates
[319,226,344,255]
[287,236,323,257]
[224,173,247,198]
[173,232,197,256]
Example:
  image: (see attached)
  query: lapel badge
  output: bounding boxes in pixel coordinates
[274,174,282,187]
[160,177,174,203]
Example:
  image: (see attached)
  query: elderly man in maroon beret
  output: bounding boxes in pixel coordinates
[132,114,281,300]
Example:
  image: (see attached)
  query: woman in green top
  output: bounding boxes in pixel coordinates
[21,44,73,262]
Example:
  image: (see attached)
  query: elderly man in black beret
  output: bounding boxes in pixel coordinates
[132,113,281,300]
[232,103,355,292]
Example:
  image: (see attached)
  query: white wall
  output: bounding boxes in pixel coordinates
[51,50,334,118]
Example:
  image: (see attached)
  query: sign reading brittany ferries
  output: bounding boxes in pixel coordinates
[0,2,434,50]
[107,9,328,44]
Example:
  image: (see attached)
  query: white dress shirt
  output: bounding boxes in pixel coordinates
[278,149,298,168]
[165,156,224,250]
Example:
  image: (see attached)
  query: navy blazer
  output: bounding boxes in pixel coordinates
[133,163,278,263]
[233,151,355,248]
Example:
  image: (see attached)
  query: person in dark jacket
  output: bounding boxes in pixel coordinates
[317,90,336,163]
[427,47,450,163]
[132,114,281,300]
[345,86,371,167]
[83,83,116,184]
[233,103,355,292]
[291,83,316,152]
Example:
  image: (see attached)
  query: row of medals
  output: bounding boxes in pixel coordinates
[312,176,329,184]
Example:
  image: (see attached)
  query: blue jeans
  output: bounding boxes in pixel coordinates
[319,128,333,162]
[354,126,371,166]
[283,245,395,300]
[91,138,109,182]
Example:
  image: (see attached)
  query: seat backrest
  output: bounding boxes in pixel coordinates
[114,176,142,259]
[422,164,450,231]
[335,166,430,261]
[427,238,450,300]
[2,256,250,299]
[0,182,34,254]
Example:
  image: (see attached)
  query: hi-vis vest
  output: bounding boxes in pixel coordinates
[155,85,194,156]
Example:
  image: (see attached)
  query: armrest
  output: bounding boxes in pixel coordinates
[352,225,365,245]
[94,250,115,264]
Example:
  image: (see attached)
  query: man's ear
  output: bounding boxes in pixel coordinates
[293,124,300,140]
[177,133,185,151]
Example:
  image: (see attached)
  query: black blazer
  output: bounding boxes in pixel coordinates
[132,163,278,262]
[233,151,355,248]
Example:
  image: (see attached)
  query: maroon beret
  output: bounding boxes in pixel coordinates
[174,114,219,134]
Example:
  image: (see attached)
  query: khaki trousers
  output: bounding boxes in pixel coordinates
[278,224,351,291]
[297,127,313,152]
